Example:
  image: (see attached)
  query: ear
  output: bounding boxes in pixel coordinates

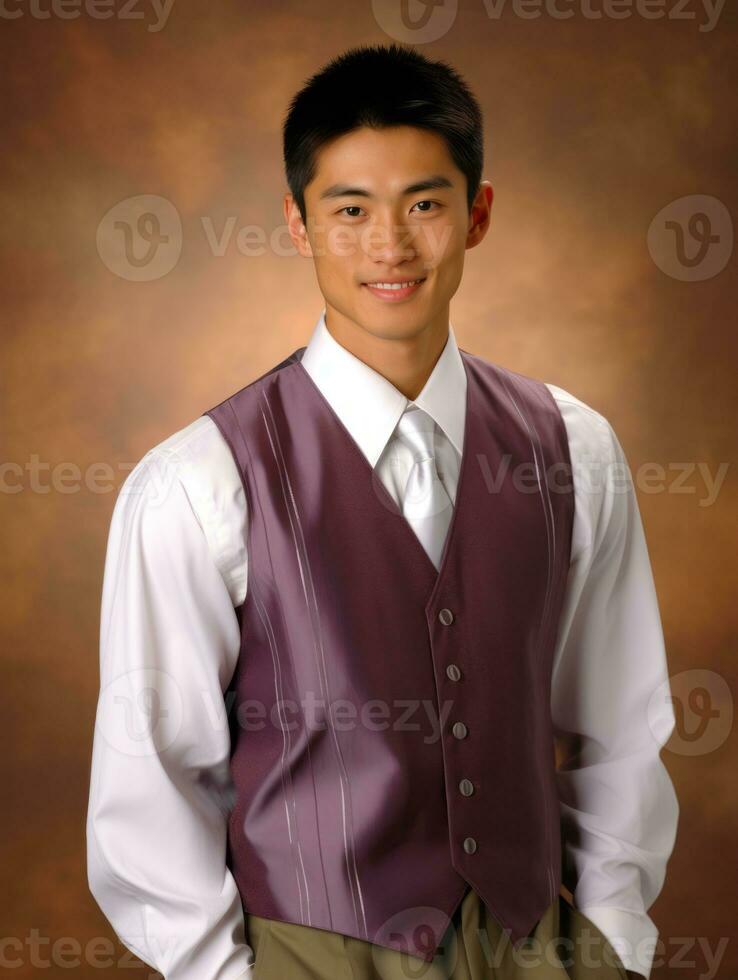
[284,192,313,258]
[466,180,494,250]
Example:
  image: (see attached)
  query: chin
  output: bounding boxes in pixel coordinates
[355,312,433,343]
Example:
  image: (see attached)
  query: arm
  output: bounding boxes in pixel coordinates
[550,403,679,980]
[86,445,253,979]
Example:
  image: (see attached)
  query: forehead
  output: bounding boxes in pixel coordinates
[308,125,461,196]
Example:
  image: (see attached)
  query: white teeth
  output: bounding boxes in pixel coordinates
[367,279,423,289]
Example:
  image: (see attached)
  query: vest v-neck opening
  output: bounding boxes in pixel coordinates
[292,350,473,607]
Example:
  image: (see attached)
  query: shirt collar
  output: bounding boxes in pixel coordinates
[300,308,467,468]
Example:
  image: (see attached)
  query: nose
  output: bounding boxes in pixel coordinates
[364,216,417,265]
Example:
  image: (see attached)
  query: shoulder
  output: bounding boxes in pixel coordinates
[543,383,634,560]
[147,413,243,492]
[461,350,619,461]
[205,348,305,418]
[116,414,247,605]
[543,381,619,463]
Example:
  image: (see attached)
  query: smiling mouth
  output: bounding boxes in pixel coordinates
[362,277,426,289]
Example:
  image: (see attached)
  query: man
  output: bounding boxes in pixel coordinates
[86,43,678,980]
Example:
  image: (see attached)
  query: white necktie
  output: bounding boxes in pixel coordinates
[394,406,454,569]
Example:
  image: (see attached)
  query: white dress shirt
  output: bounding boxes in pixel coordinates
[86,308,679,980]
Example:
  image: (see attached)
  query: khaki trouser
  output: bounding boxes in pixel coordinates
[246,887,629,980]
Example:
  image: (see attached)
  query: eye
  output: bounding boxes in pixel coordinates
[411,200,440,213]
[337,206,364,217]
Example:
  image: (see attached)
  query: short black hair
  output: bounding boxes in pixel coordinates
[282,43,484,223]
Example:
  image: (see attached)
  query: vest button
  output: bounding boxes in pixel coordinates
[452,721,468,739]
[438,607,454,625]
[446,664,461,681]
[463,836,478,854]
[459,778,474,797]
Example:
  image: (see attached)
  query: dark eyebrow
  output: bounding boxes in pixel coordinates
[319,174,454,200]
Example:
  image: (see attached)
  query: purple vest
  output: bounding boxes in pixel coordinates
[204,343,575,963]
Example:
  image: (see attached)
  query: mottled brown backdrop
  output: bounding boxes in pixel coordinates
[1,1,736,977]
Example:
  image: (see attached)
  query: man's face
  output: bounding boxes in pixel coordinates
[285,125,492,342]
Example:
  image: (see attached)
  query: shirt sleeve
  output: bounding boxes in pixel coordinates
[550,397,680,980]
[86,445,253,979]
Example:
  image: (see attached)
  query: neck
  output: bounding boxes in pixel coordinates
[323,304,450,401]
